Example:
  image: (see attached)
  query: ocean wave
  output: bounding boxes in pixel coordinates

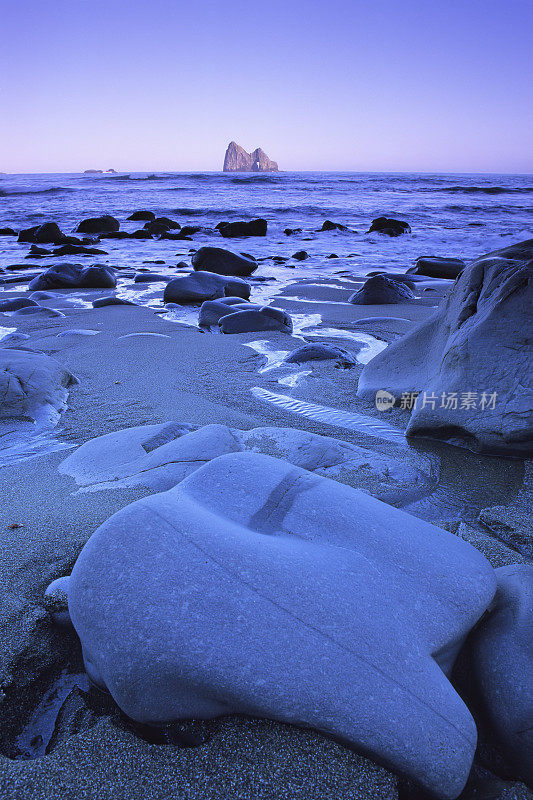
[439,186,533,195]
[0,187,75,197]
[230,176,280,184]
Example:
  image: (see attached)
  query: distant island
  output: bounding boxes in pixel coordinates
[223,141,278,172]
[84,169,117,174]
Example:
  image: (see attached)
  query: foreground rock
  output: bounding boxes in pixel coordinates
[219,306,292,334]
[76,215,120,234]
[349,275,415,304]
[368,217,411,236]
[164,271,251,303]
[198,298,250,327]
[285,343,356,367]
[411,256,465,279]
[218,219,267,238]
[60,451,495,799]
[192,247,258,276]
[357,240,533,455]
[467,565,533,785]
[29,263,117,290]
[0,348,77,423]
[59,422,432,497]
[223,141,278,172]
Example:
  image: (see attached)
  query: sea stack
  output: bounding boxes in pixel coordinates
[223,141,279,172]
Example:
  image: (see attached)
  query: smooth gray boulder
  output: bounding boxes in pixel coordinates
[0,348,77,424]
[29,263,117,290]
[62,452,495,799]
[349,275,416,304]
[0,298,38,312]
[357,240,533,456]
[219,306,292,334]
[59,422,432,497]
[198,298,250,327]
[163,272,251,304]
[467,565,533,785]
[285,343,356,367]
[411,256,465,279]
[192,246,258,277]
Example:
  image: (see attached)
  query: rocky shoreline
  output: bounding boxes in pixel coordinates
[0,206,531,800]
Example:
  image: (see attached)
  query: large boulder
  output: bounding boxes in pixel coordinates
[349,275,415,304]
[357,240,533,455]
[60,451,495,799]
[411,256,465,279]
[218,219,267,238]
[163,271,251,304]
[29,263,117,290]
[76,215,120,234]
[367,217,411,236]
[0,348,77,423]
[219,306,292,334]
[192,246,257,277]
[467,565,533,786]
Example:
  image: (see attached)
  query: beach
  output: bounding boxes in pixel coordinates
[0,172,531,799]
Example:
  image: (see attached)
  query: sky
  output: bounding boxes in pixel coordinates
[1,0,532,173]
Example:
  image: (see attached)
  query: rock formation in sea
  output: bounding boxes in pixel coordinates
[223,141,278,172]
[357,239,533,455]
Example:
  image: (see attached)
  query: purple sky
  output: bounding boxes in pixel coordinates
[1,0,532,173]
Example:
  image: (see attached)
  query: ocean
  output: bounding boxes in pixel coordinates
[0,172,531,295]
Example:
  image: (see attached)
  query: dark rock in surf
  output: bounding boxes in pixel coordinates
[127,211,156,221]
[320,220,349,232]
[29,263,117,290]
[192,247,257,277]
[411,257,465,280]
[284,228,302,236]
[292,251,309,261]
[18,222,71,245]
[218,219,267,238]
[164,272,251,304]
[53,244,108,256]
[367,217,411,236]
[0,227,15,236]
[349,275,415,304]
[133,273,171,283]
[219,306,292,334]
[198,298,251,327]
[76,215,120,234]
